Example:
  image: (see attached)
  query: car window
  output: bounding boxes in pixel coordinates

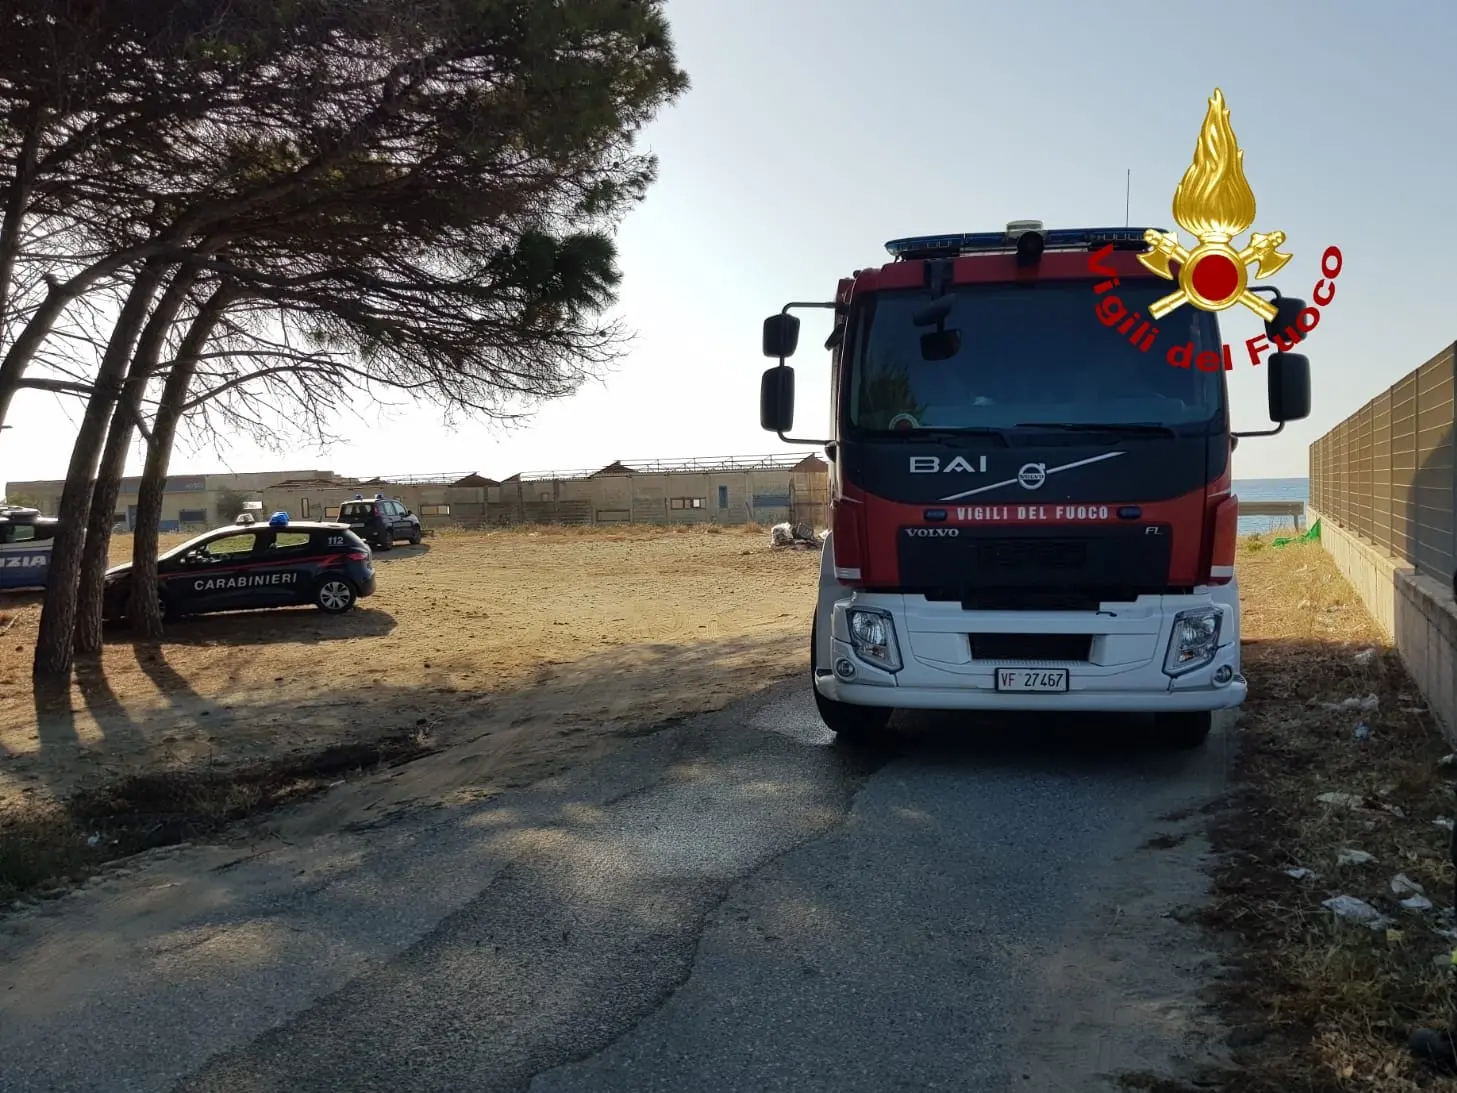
[269,531,313,555]
[340,503,370,519]
[3,525,35,543]
[197,532,259,558]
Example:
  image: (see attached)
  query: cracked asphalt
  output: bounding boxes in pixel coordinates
[0,681,1233,1093]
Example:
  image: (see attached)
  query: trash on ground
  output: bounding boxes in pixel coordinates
[1337,848,1376,866]
[1323,895,1394,929]
[1321,694,1380,712]
[770,522,822,550]
[1440,753,1457,769]
[1285,866,1318,881]
[1392,873,1426,897]
[1354,722,1373,740]
[1354,648,1378,667]
[1403,894,1435,913]
[1436,817,1456,832]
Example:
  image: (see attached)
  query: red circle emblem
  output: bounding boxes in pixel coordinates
[1189,252,1240,303]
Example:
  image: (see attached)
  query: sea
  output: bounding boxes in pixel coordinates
[1234,477,1308,535]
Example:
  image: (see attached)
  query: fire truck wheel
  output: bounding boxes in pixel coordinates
[1154,710,1212,749]
[811,613,892,745]
[814,687,893,745]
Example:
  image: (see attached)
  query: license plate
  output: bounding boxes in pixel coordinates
[995,668,1069,693]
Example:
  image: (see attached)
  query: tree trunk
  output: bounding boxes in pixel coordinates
[74,265,203,654]
[0,103,43,350]
[32,259,171,678]
[130,283,236,638]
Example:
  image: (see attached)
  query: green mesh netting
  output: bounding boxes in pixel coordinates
[1272,518,1320,549]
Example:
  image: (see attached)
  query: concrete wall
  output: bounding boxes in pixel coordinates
[507,467,829,526]
[1313,505,1457,740]
[8,469,330,532]
[258,483,490,527]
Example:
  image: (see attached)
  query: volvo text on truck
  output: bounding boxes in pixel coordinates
[758,221,1312,748]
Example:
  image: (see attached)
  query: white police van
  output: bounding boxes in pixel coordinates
[0,505,56,591]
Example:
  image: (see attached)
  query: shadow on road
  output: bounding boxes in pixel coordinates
[835,707,1231,776]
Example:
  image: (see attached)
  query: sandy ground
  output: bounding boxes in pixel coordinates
[0,526,821,818]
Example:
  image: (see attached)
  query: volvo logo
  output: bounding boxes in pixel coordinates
[904,527,959,538]
[1016,463,1047,490]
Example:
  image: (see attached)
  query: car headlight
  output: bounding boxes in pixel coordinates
[1164,608,1222,676]
[846,607,902,672]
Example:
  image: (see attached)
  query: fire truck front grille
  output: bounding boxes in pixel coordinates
[897,527,1174,601]
[968,633,1092,661]
[975,537,1088,570]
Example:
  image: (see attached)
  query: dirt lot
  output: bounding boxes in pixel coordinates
[0,525,821,873]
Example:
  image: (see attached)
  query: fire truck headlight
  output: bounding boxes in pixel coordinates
[1164,608,1222,676]
[847,608,902,672]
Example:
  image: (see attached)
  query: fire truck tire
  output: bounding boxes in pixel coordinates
[811,614,893,744]
[814,687,893,744]
[1154,710,1212,749]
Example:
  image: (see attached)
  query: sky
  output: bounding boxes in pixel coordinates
[4,0,1455,487]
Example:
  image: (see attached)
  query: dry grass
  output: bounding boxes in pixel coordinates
[1,524,821,904]
[1170,535,1457,1092]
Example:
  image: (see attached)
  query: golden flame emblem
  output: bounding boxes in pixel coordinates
[1138,89,1290,322]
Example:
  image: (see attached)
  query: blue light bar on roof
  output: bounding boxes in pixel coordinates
[268,511,289,526]
[883,226,1168,261]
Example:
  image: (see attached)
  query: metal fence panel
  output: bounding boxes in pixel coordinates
[1311,343,1457,579]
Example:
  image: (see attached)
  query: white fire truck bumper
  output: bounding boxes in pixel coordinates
[813,586,1245,714]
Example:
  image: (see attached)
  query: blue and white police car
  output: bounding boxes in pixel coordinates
[0,505,56,591]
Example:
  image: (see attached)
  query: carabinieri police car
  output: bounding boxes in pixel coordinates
[102,511,376,623]
[0,505,56,591]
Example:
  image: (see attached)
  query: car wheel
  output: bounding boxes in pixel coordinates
[375,532,393,552]
[315,577,357,613]
[409,529,422,546]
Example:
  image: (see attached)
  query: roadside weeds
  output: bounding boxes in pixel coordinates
[1,730,433,906]
[1124,536,1457,1092]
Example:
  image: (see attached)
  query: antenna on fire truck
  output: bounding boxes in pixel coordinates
[1124,169,1131,227]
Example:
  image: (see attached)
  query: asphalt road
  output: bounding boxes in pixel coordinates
[1,683,1235,1093]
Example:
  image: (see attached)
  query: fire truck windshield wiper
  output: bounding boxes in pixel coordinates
[891,426,1010,445]
[1013,421,1177,437]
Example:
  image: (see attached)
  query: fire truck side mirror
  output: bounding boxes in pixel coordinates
[1267,352,1311,423]
[1263,297,1306,343]
[762,313,800,359]
[760,366,795,433]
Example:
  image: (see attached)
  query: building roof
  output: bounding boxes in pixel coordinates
[265,476,357,491]
[451,472,498,487]
[791,454,829,472]
[590,461,636,478]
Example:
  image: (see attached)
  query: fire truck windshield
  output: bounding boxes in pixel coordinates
[846,279,1224,435]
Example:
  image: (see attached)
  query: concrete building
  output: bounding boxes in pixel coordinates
[5,454,829,531]
[260,473,495,530]
[497,454,829,526]
[4,469,332,532]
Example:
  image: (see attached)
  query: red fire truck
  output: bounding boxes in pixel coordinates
[759,221,1311,747]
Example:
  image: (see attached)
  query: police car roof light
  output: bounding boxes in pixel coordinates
[375,493,383,499]
[354,494,363,499]
[882,226,1168,261]
[268,511,289,526]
